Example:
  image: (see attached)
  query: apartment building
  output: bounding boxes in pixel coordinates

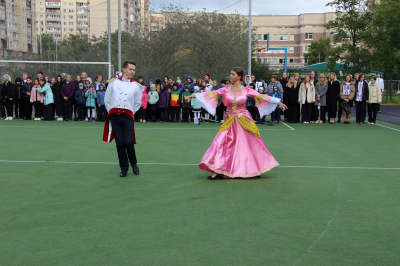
[0,0,37,59]
[253,12,337,69]
[36,0,148,40]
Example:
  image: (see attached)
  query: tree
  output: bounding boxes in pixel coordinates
[326,0,371,72]
[362,0,400,99]
[303,37,333,65]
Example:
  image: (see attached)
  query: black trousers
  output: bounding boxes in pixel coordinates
[170,106,180,121]
[16,98,25,119]
[98,105,107,121]
[301,103,312,122]
[286,103,297,123]
[182,107,190,122]
[43,104,54,120]
[311,105,319,121]
[337,99,343,121]
[33,101,42,118]
[319,106,326,122]
[246,106,256,120]
[24,98,32,120]
[271,107,281,122]
[355,101,366,123]
[5,100,14,117]
[64,99,73,120]
[110,114,137,172]
[160,108,168,122]
[139,107,147,120]
[368,103,378,123]
[78,104,85,120]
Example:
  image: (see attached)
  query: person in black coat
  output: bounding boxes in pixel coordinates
[285,76,299,123]
[52,75,64,120]
[326,72,341,124]
[22,77,33,120]
[2,74,16,120]
[14,77,24,119]
[280,73,288,121]
[354,73,369,125]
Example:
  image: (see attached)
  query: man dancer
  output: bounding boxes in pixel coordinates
[103,60,144,177]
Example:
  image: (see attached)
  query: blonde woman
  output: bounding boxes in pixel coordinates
[326,72,340,124]
[368,76,382,124]
[294,73,302,122]
[285,76,299,123]
[340,74,355,124]
[298,75,315,123]
[315,74,328,123]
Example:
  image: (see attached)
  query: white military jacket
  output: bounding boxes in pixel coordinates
[104,78,144,114]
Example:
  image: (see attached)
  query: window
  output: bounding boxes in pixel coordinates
[69,28,74,32]
[69,3,73,6]
[63,9,66,12]
[305,33,313,40]
[305,45,310,52]
[274,34,278,41]
[69,16,73,19]
[279,34,288,41]
[64,28,66,31]
[69,22,73,25]
[40,8,43,11]
[63,16,66,19]
[263,34,268,41]
[40,21,43,25]
[257,34,261,41]
[289,59,294,63]
[63,3,66,6]
[69,9,73,13]
[64,22,66,25]
[279,59,286,64]
[273,58,277,63]
[40,2,42,5]
[40,15,43,18]
[290,34,294,41]
[289,47,294,53]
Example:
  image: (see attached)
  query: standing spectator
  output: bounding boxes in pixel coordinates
[74,83,86,121]
[204,73,213,85]
[73,75,82,121]
[285,76,299,123]
[162,76,169,90]
[368,76,382,124]
[280,72,288,121]
[266,75,283,95]
[310,71,318,87]
[339,74,355,124]
[294,73,302,123]
[22,77,33,120]
[369,73,384,112]
[184,76,195,93]
[298,75,315,124]
[61,74,76,122]
[310,71,318,122]
[158,81,170,123]
[170,82,181,122]
[326,72,341,124]
[85,84,97,122]
[246,83,256,120]
[176,78,184,92]
[37,71,43,80]
[30,79,44,121]
[2,74,15,120]
[314,74,328,123]
[36,78,54,121]
[354,73,369,125]
[191,86,201,124]
[270,85,283,123]
[53,75,64,121]
[14,77,23,119]
[147,84,159,122]
[140,86,148,122]
[181,85,192,123]
[251,74,256,84]
[137,76,145,86]
[80,72,87,83]
[96,84,107,122]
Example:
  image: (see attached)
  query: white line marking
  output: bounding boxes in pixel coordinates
[0,125,290,131]
[379,114,400,120]
[381,111,400,115]
[375,123,400,132]
[282,122,295,130]
[0,160,399,170]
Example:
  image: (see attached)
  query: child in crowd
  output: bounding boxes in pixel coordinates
[51,77,56,86]
[255,88,264,123]
[148,79,154,92]
[94,75,103,91]
[212,80,219,91]
[74,83,86,121]
[191,86,201,124]
[84,77,92,89]
[176,78,184,92]
[137,76,145,86]
[270,84,283,123]
[23,77,33,120]
[181,85,192,123]
[167,87,172,122]
[170,82,182,122]
[97,84,106,122]
[85,84,97,122]
[15,77,24,120]
[147,84,159,122]
[30,79,44,121]
[36,78,54,121]
[246,83,256,120]
[140,86,148,122]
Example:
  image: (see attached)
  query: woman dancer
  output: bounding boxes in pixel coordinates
[186,67,287,179]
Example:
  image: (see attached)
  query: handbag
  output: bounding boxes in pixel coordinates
[341,100,351,114]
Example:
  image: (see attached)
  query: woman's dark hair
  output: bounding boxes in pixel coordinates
[38,78,46,85]
[56,75,62,83]
[371,76,377,81]
[163,76,169,82]
[358,73,365,81]
[231,67,244,81]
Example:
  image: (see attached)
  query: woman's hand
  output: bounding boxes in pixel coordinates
[279,102,288,111]
[186,95,195,102]
[345,99,349,102]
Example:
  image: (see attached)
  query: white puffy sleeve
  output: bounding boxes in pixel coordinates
[133,82,144,114]
[104,80,114,112]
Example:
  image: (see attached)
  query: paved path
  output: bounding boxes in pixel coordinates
[377,105,400,125]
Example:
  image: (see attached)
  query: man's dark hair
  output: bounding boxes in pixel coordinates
[271,75,277,80]
[123,60,136,69]
[38,71,44,75]
[27,76,32,80]
[137,76,143,80]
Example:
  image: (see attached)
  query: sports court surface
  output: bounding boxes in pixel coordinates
[1,118,399,265]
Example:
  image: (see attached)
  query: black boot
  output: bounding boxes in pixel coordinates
[120,171,127,177]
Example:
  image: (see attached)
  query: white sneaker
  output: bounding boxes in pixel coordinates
[37,118,41,121]
[9,117,13,120]
[34,118,38,121]
[57,117,61,121]
[371,122,375,125]
[368,122,371,124]
[84,118,88,122]
[5,117,9,120]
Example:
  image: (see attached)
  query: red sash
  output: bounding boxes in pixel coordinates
[103,108,136,144]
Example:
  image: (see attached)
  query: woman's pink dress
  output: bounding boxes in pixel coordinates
[196,86,281,178]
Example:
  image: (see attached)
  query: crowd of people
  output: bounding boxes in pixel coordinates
[0,70,383,125]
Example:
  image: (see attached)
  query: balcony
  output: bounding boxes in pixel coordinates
[26,12,31,19]
[77,16,89,22]
[27,36,32,44]
[47,28,61,34]
[0,6,5,21]
[46,15,61,21]
[0,25,6,39]
[46,2,61,8]
[46,10,61,16]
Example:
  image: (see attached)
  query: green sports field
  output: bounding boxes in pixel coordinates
[1,119,400,266]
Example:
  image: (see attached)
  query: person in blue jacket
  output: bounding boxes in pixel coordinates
[96,84,106,121]
[85,84,97,122]
[36,78,54,120]
[74,83,86,121]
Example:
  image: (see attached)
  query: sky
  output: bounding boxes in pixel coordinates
[150,0,335,15]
